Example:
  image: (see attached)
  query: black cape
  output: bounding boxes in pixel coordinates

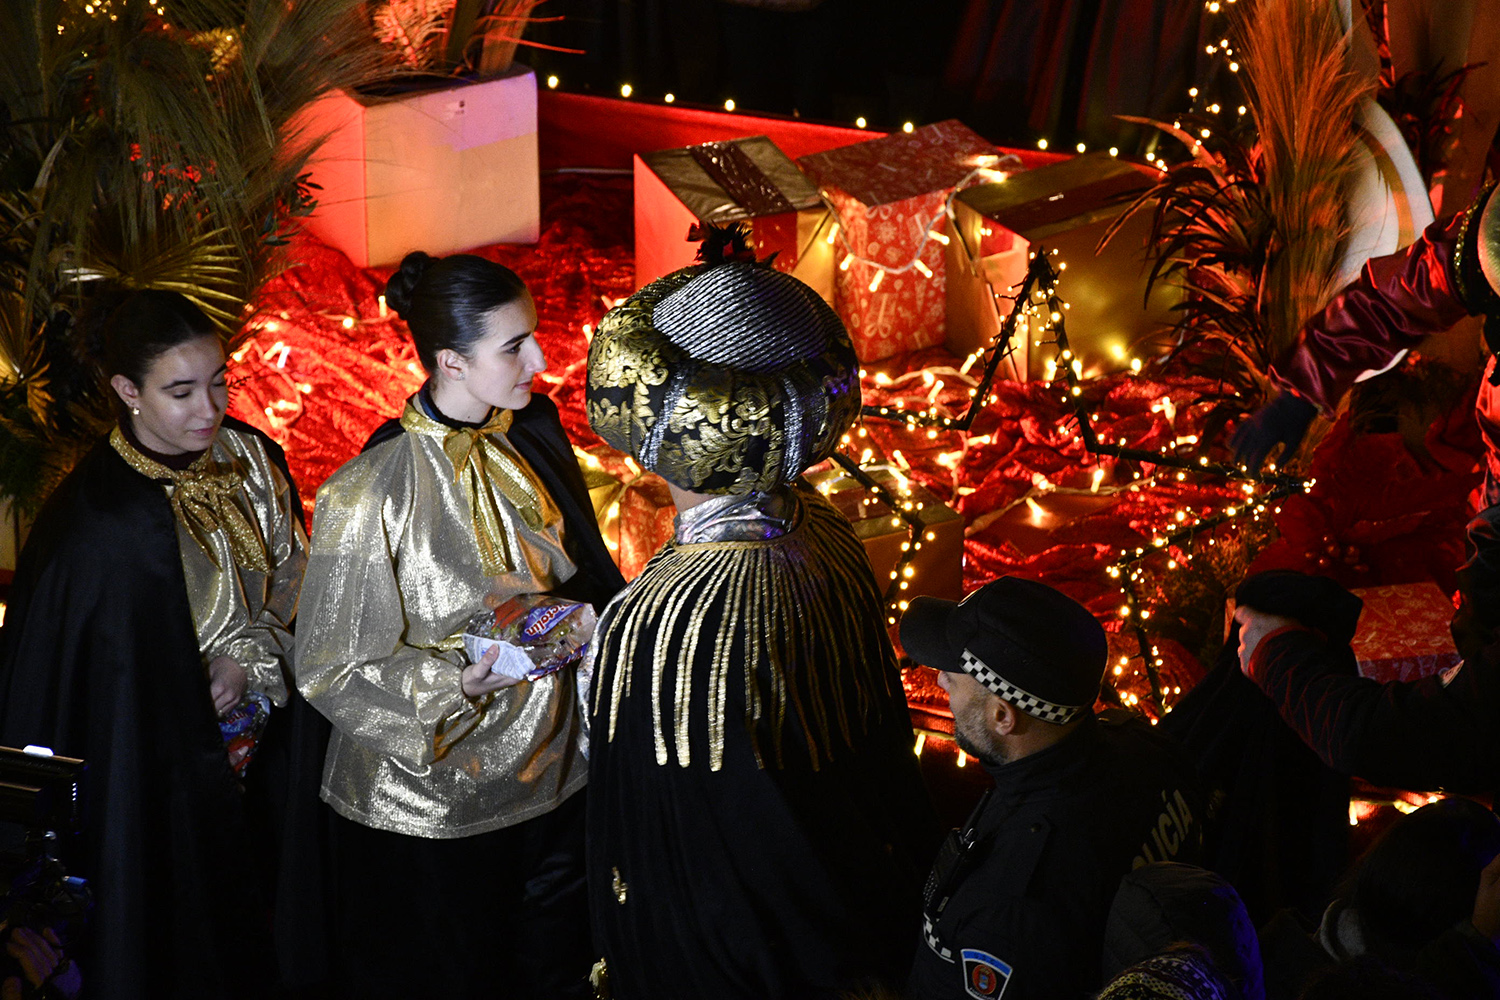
[0,419,324,998]
[587,492,939,1000]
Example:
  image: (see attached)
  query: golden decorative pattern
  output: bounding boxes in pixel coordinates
[592,487,902,772]
[586,264,860,494]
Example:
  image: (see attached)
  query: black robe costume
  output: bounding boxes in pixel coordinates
[0,418,324,999]
[587,487,939,1000]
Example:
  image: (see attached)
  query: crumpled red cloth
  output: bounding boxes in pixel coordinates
[230,175,634,520]
[1247,408,1482,594]
[231,174,1484,718]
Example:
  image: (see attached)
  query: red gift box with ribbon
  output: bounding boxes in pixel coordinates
[577,445,678,581]
[797,120,1000,362]
[1349,582,1461,683]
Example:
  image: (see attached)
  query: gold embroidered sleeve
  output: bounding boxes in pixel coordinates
[205,449,306,706]
[294,458,479,767]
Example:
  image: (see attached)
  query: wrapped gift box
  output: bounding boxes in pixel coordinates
[294,64,539,267]
[1350,582,1461,683]
[804,464,964,605]
[578,447,677,581]
[634,137,834,302]
[798,121,1000,362]
[947,152,1180,377]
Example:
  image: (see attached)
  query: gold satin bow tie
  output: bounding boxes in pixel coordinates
[404,404,558,576]
[110,428,272,573]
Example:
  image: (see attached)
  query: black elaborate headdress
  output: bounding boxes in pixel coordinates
[586,223,860,494]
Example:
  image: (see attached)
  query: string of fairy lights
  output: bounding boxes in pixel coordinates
[852,245,1308,716]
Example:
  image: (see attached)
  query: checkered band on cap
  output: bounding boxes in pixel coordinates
[922,914,954,963]
[959,648,1085,725]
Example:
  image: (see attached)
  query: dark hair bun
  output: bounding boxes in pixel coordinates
[385,251,438,319]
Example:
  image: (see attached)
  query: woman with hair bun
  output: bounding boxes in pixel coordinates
[0,288,310,999]
[296,252,624,999]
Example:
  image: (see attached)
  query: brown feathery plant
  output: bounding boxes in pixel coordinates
[368,0,578,79]
[1103,0,1371,452]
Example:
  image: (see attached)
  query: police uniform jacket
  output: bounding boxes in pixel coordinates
[909,710,1204,1000]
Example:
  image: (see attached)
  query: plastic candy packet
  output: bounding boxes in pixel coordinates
[219,691,271,777]
[462,594,597,682]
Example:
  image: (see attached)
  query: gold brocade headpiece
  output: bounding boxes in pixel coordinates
[109,427,271,573]
[400,402,559,576]
[586,229,860,495]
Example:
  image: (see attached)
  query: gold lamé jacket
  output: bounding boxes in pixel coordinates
[119,424,306,706]
[295,400,588,839]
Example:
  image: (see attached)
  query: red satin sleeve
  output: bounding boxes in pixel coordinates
[1270,212,1471,415]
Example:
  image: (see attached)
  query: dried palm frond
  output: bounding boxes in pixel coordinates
[368,0,579,78]
[1101,0,1369,447]
[0,0,388,512]
[1240,0,1369,358]
[373,0,450,72]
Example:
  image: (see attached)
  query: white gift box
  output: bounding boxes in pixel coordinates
[294,64,540,267]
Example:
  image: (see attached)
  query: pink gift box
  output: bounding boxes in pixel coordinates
[1350,582,1461,683]
[798,121,999,362]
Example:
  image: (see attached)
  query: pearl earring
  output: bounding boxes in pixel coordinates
[132,407,140,416]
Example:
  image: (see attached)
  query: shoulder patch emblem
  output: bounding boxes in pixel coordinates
[961,948,1013,999]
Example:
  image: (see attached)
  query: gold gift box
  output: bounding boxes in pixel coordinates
[576,447,677,581]
[945,152,1182,378]
[804,464,964,604]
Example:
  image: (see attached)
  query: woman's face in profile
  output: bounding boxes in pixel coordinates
[459,293,546,412]
[113,334,229,455]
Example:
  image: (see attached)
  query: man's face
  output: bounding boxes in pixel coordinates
[937,670,1007,766]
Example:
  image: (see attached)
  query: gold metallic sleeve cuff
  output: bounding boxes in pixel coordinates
[295,481,475,767]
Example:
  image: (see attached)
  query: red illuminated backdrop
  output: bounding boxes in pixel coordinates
[229,95,1482,736]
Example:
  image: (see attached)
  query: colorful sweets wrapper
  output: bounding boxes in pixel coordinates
[463,595,597,681]
[219,690,271,777]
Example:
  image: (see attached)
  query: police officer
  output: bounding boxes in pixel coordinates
[902,577,1205,1000]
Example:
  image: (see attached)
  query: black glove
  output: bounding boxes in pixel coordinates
[1230,392,1317,471]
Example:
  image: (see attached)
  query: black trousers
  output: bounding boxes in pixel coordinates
[330,789,591,1000]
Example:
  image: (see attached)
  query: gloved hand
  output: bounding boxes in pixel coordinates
[1230,392,1317,470]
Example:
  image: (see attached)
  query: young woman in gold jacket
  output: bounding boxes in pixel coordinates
[0,289,308,998]
[296,252,624,999]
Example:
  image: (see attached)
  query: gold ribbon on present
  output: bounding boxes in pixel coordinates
[110,427,271,573]
[575,446,648,554]
[403,404,559,576]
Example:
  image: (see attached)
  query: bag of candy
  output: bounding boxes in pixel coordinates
[462,594,597,681]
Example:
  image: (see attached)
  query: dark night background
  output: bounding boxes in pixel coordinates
[523,0,1218,154]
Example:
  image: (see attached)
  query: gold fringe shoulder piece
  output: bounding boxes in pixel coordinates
[591,489,903,772]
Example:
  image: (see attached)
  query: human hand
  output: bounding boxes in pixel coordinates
[1230,392,1318,471]
[1472,852,1500,941]
[207,656,248,715]
[4,924,64,989]
[1234,606,1299,680]
[460,646,527,699]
